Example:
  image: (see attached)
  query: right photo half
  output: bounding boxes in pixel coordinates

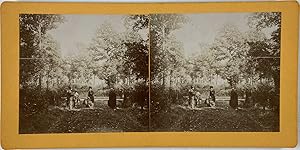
[149,13,281,132]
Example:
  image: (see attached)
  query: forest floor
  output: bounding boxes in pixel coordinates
[20,99,149,133]
[20,98,279,133]
[151,100,279,132]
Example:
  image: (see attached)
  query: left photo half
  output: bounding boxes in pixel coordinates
[19,14,150,133]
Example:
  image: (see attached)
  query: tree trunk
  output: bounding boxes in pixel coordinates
[128,75,131,86]
[272,72,280,113]
[56,77,60,89]
[94,74,96,86]
[46,71,51,91]
[273,73,280,96]
[38,72,42,92]
[169,70,173,102]
[169,70,173,88]
[46,77,49,91]
[162,71,166,88]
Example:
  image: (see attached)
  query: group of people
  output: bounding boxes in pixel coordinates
[187,85,239,110]
[66,86,95,110]
[188,86,216,109]
[65,86,119,110]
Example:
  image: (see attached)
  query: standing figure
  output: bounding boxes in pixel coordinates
[188,86,196,109]
[108,87,117,110]
[88,86,95,104]
[66,86,73,109]
[73,90,80,107]
[209,86,216,102]
[230,87,238,109]
[122,89,129,108]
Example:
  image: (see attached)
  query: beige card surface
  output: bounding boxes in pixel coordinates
[1,1,298,148]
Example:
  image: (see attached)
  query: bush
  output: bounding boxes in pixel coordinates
[251,83,278,110]
[150,83,169,112]
[20,85,70,117]
[132,81,148,109]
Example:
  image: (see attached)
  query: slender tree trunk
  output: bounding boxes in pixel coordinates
[38,72,42,92]
[169,70,173,102]
[272,72,280,113]
[94,74,96,86]
[128,75,131,86]
[273,73,280,95]
[169,70,173,88]
[46,77,49,91]
[162,71,166,88]
[56,77,59,89]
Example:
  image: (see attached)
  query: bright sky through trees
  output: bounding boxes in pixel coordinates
[48,15,126,57]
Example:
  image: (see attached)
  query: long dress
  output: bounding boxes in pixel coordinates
[210,90,216,102]
[66,89,74,109]
[108,90,117,109]
[188,88,195,108]
[88,90,94,103]
[230,89,238,109]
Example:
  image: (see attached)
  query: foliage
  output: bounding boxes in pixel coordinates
[210,24,249,87]
[88,15,149,89]
[20,14,65,87]
[247,12,281,96]
[19,13,281,115]
[150,14,187,80]
[20,14,65,117]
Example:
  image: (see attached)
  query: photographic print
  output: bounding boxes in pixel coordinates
[149,13,281,132]
[19,12,281,133]
[19,14,150,133]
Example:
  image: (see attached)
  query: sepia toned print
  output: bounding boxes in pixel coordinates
[19,12,280,133]
[19,14,150,133]
[149,13,280,132]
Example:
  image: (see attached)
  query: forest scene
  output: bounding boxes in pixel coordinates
[150,13,280,132]
[19,14,149,133]
[19,12,280,133]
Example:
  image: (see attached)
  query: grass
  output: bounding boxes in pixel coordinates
[19,98,279,133]
[150,100,279,132]
[19,100,149,134]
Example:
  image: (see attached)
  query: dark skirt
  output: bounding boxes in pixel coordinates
[108,92,116,109]
[230,96,238,108]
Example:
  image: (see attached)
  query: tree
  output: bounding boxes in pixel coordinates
[211,24,249,88]
[88,22,125,87]
[247,12,281,111]
[123,15,149,82]
[88,15,150,89]
[248,12,281,95]
[124,15,149,32]
[150,14,187,86]
[149,14,187,110]
[19,14,64,90]
[19,14,65,115]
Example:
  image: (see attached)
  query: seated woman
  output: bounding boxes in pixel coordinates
[83,86,94,108]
